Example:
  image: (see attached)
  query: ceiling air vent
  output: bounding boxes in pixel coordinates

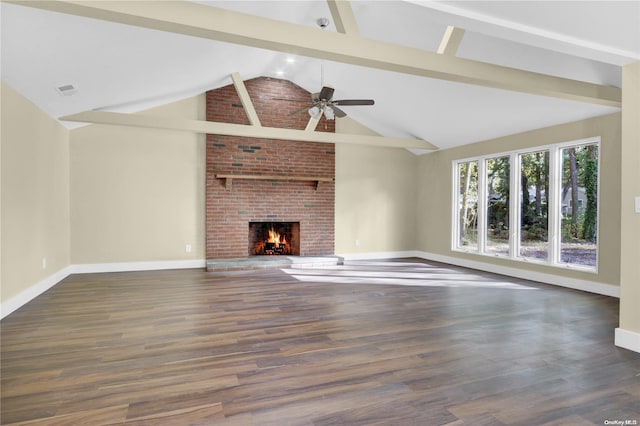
[55,84,78,96]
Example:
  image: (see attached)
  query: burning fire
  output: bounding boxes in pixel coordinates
[267,227,287,247]
[252,225,290,255]
[252,223,295,255]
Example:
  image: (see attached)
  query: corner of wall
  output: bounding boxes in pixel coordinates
[1,81,71,307]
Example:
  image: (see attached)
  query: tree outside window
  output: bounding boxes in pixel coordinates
[456,161,478,250]
[560,144,598,267]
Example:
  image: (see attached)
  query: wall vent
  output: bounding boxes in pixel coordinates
[56,84,78,96]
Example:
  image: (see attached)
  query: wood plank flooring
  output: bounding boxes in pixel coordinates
[2,258,639,425]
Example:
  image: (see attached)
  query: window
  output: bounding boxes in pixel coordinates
[455,161,478,250]
[519,150,549,261]
[559,144,598,268]
[452,138,599,271]
[485,156,510,256]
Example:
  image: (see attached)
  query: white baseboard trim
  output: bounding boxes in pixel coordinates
[338,250,619,298]
[1,266,73,319]
[414,251,619,298]
[615,328,640,353]
[71,259,206,274]
[338,250,420,261]
[1,259,206,319]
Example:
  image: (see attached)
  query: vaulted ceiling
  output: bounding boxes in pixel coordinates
[2,1,638,151]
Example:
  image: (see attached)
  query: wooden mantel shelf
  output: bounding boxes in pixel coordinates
[215,174,334,190]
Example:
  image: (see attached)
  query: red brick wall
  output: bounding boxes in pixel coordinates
[206,77,335,259]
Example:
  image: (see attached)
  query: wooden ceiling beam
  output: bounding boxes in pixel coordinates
[305,116,320,132]
[60,110,439,150]
[438,26,465,56]
[12,0,621,107]
[230,72,262,127]
[327,0,360,35]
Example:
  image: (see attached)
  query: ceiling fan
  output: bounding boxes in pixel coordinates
[283,86,374,120]
[273,18,374,121]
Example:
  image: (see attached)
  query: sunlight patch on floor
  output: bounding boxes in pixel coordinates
[282,261,538,290]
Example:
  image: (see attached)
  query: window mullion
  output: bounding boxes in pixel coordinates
[509,153,520,258]
[477,159,487,253]
[452,162,460,251]
[548,147,561,265]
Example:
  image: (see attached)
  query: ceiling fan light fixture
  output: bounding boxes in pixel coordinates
[308,106,322,119]
[324,106,335,120]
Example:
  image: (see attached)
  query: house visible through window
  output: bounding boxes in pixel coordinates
[559,144,599,267]
[452,138,599,271]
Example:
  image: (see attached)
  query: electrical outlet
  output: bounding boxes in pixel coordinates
[355,239,361,247]
[42,257,47,269]
[635,196,640,214]
[185,244,192,253]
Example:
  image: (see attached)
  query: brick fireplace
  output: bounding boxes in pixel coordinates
[206,77,335,260]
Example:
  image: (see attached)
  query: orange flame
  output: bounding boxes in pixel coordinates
[267,227,287,247]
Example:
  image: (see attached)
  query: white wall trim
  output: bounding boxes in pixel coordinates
[70,259,206,274]
[339,250,619,298]
[1,266,73,319]
[415,251,619,298]
[338,250,420,261]
[615,328,640,354]
[1,259,206,319]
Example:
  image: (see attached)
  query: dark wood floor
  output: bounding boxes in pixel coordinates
[2,258,639,425]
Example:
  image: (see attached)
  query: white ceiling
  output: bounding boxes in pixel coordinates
[1,1,638,151]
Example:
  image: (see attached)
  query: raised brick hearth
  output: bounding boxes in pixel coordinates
[206,77,335,260]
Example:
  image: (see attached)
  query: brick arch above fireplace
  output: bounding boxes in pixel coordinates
[205,77,335,260]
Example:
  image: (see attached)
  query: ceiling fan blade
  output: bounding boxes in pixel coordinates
[329,105,347,118]
[332,99,375,106]
[319,86,335,101]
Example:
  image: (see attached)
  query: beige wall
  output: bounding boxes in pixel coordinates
[1,82,70,303]
[416,113,622,286]
[619,62,640,333]
[70,96,206,264]
[335,118,418,254]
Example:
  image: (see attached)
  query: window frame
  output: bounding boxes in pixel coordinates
[451,137,601,273]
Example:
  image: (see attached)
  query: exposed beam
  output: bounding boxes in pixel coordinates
[437,26,465,56]
[59,110,438,150]
[12,0,621,107]
[305,116,320,132]
[230,72,261,126]
[327,0,359,35]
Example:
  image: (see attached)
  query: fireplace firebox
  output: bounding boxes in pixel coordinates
[249,222,300,256]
